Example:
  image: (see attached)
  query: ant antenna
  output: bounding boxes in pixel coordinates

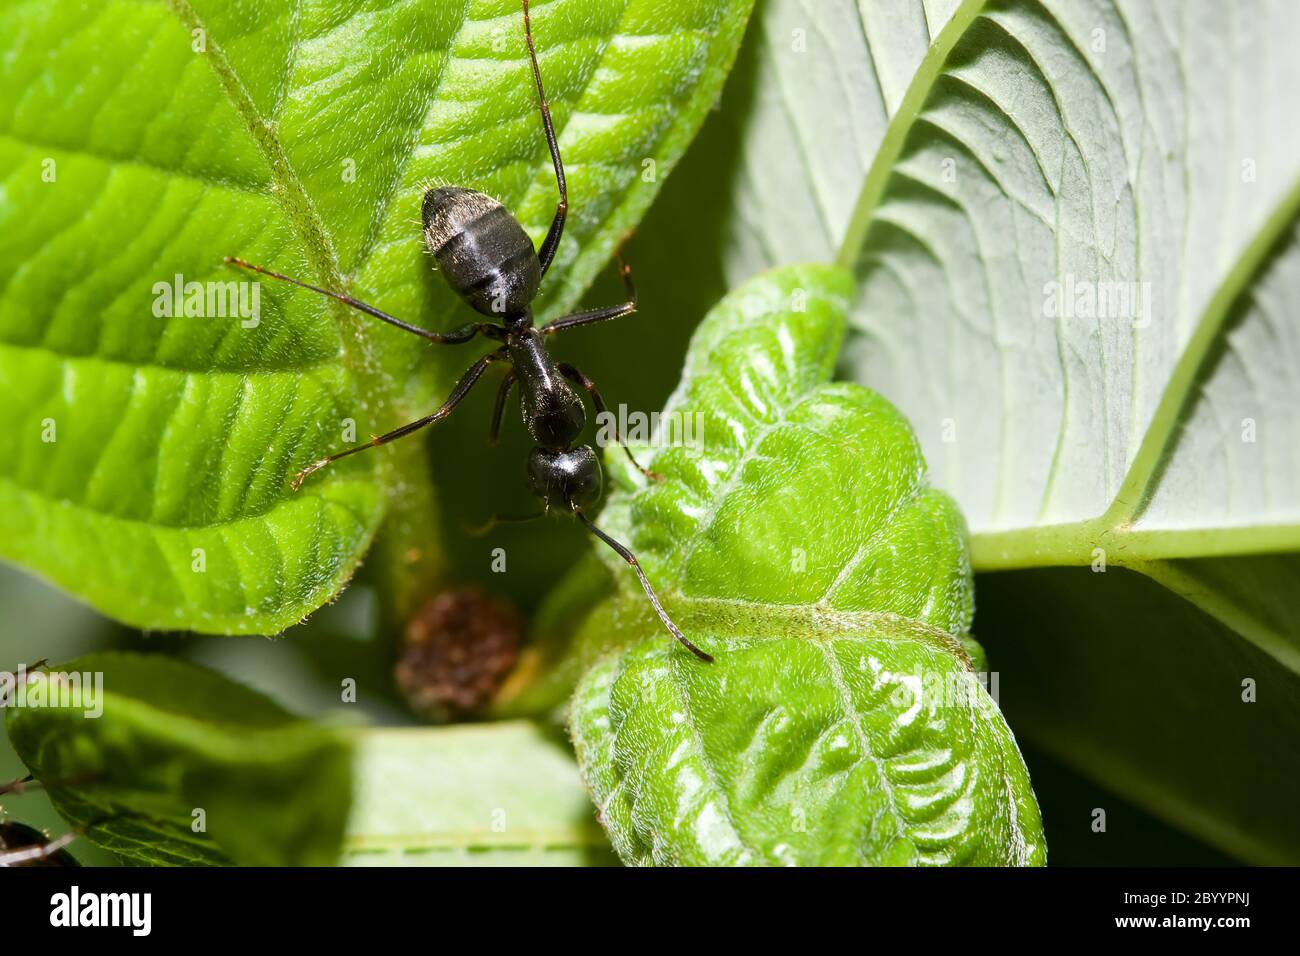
[575,510,713,662]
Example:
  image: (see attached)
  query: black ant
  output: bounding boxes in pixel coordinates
[0,776,80,867]
[227,0,710,662]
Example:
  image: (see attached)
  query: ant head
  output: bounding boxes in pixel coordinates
[526,445,602,511]
[422,186,541,318]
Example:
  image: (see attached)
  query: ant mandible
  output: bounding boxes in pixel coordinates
[227,0,711,662]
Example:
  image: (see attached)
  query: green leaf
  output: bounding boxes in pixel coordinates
[616,0,964,322]
[5,652,352,865]
[565,264,1044,866]
[343,721,614,865]
[641,0,1300,863]
[834,0,1300,554]
[0,0,756,634]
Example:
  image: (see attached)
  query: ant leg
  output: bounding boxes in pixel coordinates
[557,362,660,481]
[489,369,518,446]
[0,775,36,797]
[224,257,503,345]
[574,510,712,662]
[540,253,636,335]
[522,0,567,276]
[292,350,507,490]
[466,511,546,537]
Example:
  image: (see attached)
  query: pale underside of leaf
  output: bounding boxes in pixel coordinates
[835,0,1300,566]
[696,0,961,281]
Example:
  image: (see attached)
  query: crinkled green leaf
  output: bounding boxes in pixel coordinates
[0,0,756,634]
[343,722,613,866]
[5,652,352,865]
[566,264,1043,866]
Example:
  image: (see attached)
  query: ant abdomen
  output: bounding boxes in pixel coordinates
[422,186,541,317]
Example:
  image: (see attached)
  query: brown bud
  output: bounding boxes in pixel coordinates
[394,588,524,721]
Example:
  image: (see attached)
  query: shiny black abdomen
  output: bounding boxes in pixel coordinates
[509,329,585,448]
[422,186,541,317]
[0,822,80,867]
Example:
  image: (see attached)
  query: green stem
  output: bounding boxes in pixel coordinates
[973,521,1300,571]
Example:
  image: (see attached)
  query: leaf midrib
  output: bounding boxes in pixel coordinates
[165,0,397,433]
[622,592,976,668]
[833,0,1300,570]
[1104,175,1300,530]
[833,0,987,271]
